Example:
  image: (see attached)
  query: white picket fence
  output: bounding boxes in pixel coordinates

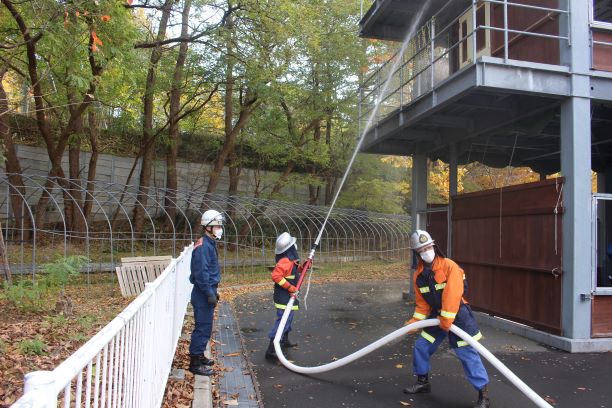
[11,244,194,408]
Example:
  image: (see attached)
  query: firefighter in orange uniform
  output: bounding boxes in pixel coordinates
[265,232,301,361]
[404,230,490,408]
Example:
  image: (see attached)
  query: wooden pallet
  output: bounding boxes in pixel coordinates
[115,255,172,297]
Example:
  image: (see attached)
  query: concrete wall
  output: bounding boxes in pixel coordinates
[6,144,319,204]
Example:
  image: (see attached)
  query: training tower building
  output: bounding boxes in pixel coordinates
[358,0,612,351]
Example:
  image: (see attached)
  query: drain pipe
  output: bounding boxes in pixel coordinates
[273,299,553,408]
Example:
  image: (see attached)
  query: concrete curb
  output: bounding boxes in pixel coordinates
[191,347,213,408]
[474,312,612,353]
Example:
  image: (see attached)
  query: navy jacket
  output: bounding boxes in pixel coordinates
[190,235,220,298]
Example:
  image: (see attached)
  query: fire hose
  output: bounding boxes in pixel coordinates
[268,3,554,403]
[272,293,553,408]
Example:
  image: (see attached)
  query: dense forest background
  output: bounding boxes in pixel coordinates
[0,0,544,232]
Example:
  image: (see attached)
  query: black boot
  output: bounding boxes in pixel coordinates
[189,354,214,376]
[199,354,214,366]
[265,340,278,361]
[474,385,490,408]
[403,374,431,394]
[281,332,298,348]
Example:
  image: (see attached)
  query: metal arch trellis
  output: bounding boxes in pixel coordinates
[0,173,412,283]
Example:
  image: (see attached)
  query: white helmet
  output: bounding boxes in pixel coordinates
[410,229,435,250]
[275,232,297,254]
[201,209,225,227]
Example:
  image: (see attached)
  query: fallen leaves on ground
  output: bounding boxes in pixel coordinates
[0,280,130,406]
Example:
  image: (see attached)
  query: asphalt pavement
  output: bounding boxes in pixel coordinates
[232,281,612,408]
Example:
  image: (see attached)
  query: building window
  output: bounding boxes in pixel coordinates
[461,21,468,63]
[593,0,612,25]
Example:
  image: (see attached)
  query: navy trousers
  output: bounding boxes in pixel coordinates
[189,290,216,355]
[412,331,489,391]
[268,308,294,339]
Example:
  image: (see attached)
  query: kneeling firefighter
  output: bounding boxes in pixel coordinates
[265,232,301,361]
[404,230,491,408]
[188,209,224,376]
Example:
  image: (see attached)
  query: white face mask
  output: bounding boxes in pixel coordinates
[420,249,435,264]
[213,227,223,240]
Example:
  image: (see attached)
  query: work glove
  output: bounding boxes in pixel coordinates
[438,316,452,332]
[404,318,420,334]
[207,294,218,305]
[288,285,298,293]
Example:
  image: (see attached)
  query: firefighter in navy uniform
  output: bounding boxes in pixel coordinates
[188,209,224,376]
[404,230,491,408]
[265,232,301,361]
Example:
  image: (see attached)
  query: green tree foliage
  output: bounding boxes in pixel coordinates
[1,0,545,222]
[337,155,408,213]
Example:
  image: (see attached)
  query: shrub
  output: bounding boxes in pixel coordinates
[18,337,46,355]
[43,315,69,330]
[4,255,88,312]
[5,280,46,311]
[42,255,88,290]
[76,314,96,331]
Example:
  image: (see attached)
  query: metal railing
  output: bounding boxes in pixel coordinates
[0,173,411,284]
[11,243,194,407]
[590,20,612,70]
[358,0,570,134]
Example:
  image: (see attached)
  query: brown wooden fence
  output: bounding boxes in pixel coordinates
[424,204,449,255]
[451,178,564,335]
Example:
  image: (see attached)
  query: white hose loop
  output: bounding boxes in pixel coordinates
[273,301,552,408]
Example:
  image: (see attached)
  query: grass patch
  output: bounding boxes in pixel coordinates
[18,337,46,356]
[42,315,69,330]
[76,314,97,331]
[220,259,409,287]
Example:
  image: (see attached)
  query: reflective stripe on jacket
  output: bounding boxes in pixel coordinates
[411,256,481,348]
[272,257,300,310]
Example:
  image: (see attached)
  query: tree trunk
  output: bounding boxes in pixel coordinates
[307,126,320,205]
[1,0,68,231]
[133,0,173,235]
[325,176,338,206]
[165,0,192,226]
[226,147,242,231]
[3,4,100,247]
[0,220,11,286]
[67,90,85,235]
[228,154,241,196]
[237,160,296,239]
[228,131,244,197]
[83,110,99,219]
[206,9,235,195]
[0,70,32,241]
[324,117,336,205]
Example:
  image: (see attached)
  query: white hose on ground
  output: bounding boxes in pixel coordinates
[273,297,553,408]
